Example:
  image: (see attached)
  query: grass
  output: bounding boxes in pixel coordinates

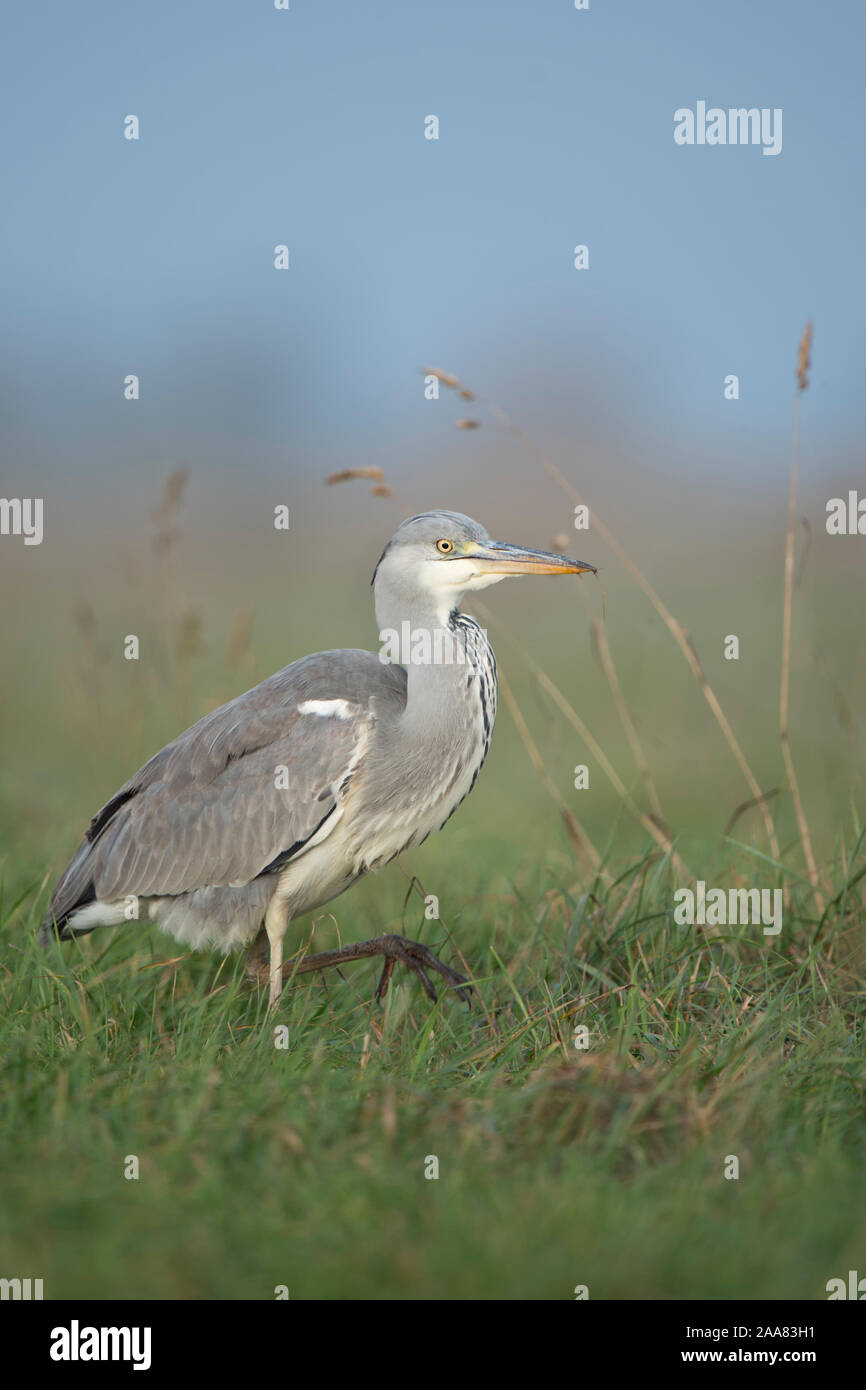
[2,833,865,1299]
[2,333,865,1300]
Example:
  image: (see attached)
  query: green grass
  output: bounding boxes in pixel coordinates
[2,837,865,1300]
[2,486,865,1299]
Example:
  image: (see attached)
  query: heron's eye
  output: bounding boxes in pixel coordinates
[436,538,454,554]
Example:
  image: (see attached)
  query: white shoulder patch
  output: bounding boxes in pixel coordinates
[298,699,355,719]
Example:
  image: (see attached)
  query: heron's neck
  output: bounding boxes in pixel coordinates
[375,591,478,704]
[374,581,454,636]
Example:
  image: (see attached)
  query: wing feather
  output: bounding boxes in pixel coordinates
[42,650,406,936]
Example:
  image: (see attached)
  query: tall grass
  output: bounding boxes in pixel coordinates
[2,833,864,1297]
[0,331,864,1299]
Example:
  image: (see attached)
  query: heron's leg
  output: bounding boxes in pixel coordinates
[264,897,290,1010]
[277,934,471,1006]
[244,925,269,981]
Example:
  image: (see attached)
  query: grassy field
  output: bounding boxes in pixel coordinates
[2,837,865,1299]
[2,455,865,1300]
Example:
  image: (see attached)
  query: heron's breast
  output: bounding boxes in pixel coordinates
[346,679,496,874]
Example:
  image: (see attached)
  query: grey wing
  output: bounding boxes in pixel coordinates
[42,649,406,938]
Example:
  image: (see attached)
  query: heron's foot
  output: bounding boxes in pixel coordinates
[369,934,471,1006]
[254,932,471,1006]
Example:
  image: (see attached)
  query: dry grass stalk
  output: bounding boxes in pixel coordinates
[459,385,780,861]
[796,321,812,392]
[723,789,781,838]
[533,666,689,878]
[421,367,460,389]
[498,670,604,880]
[325,467,385,486]
[151,467,189,554]
[780,323,823,912]
[589,618,668,832]
[473,599,687,876]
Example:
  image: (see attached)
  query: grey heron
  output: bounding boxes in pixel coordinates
[41,511,595,1008]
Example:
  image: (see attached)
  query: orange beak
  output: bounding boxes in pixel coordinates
[469,541,596,577]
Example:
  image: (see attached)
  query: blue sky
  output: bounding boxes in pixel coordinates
[2,0,863,500]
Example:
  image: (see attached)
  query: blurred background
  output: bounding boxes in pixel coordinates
[1,0,864,894]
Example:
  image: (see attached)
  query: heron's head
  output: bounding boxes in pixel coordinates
[372,510,595,624]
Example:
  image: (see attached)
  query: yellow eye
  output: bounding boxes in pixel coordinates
[436,538,454,554]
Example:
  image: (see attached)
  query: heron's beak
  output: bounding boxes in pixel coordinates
[468,540,596,577]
